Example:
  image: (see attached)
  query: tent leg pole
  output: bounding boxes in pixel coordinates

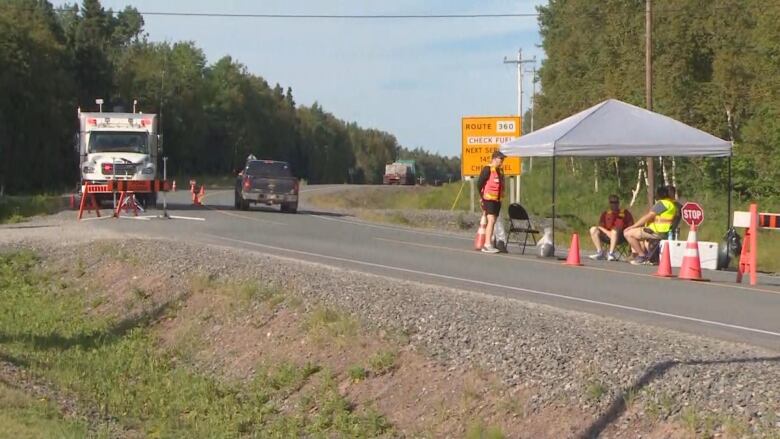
[552,156,556,256]
[728,155,732,229]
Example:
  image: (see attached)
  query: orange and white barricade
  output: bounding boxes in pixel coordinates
[733,204,779,286]
[77,180,170,220]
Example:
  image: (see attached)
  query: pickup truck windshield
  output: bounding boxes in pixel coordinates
[89,132,148,154]
[246,161,293,178]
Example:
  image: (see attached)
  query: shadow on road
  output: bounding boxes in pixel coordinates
[578,355,780,438]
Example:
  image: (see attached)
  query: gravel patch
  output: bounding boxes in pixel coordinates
[2,217,779,435]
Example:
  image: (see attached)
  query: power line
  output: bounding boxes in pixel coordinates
[46,1,780,21]
[52,8,539,19]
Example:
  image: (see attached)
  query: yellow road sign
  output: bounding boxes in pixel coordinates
[461,116,522,177]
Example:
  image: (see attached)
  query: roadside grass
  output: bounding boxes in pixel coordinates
[367,350,398,375]
[304,306,360,346]
[189,274,284,308]
[308,183,469,211]
[0,251,392,437]
[465,420,506,439]
[0,383,89,439]
[348,365,368,382]
[0,195,65,224]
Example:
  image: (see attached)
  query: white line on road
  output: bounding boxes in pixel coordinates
[168,215,206,221]
[200,233,780,340]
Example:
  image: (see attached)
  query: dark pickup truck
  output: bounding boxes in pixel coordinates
[235,160,299,213]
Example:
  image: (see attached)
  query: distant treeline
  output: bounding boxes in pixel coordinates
[533,0,779,202]
[0,0,460,194]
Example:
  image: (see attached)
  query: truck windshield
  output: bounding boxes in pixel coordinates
[246,161,293,178]
[89,132,148,154]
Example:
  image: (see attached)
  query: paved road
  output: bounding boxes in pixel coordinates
[86,186,780,352]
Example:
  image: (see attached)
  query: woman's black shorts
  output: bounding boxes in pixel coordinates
[481,200,501,216]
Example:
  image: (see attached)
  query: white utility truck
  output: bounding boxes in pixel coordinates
[77,108,160,207]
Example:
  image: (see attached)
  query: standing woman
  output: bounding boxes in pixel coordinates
[477,150,506,253]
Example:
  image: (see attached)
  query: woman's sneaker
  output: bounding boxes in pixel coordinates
[607,252,619,261]
[481,245,500,254]
[588,251,606,260]
[630,255,648,265]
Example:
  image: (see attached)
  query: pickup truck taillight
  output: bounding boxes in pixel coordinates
[101,163,113,174]
[243,176,251,190]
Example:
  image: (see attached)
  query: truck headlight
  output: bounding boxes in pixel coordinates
[141,166,155,175]
[82,166,95,174]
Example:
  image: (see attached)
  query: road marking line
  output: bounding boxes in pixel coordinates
[311,213,472,241]
[200,233,780,339]
[375,237,780,296]
[168,215,206,221]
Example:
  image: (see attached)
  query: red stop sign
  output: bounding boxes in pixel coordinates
[681,202,704,227]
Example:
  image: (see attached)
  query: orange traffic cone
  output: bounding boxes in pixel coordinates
[474,214,487,250]
[679,225,708,281]
[198,185,205,204]
[564,233,582,266]
[654,241,673,278]
[171,180,176,192]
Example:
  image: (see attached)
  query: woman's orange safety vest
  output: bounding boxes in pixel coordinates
[482,166,503,201]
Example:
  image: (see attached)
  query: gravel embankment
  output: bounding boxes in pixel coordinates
[3,224,778,433]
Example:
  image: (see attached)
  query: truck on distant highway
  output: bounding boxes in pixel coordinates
[77,106,160,207]
[235,159,299,213]
[383,161,415,185]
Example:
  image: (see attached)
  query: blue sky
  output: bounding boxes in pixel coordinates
[53,0,546,157]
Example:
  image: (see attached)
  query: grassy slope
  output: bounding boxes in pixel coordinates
[0,383,87,439]
[0,251,395,438]
[0,195,66,224]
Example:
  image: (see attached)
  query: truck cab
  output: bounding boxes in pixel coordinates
[77,111,159,206]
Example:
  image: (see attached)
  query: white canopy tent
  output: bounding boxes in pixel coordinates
[501,99,732,157]
[499,99,733,254]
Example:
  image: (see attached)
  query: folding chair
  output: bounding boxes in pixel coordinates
[506,203,540,254]
[614,240,632,260]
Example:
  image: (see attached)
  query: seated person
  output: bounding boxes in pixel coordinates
[624,186,679,265]
[588,194,634,261]
[666,185,682,240]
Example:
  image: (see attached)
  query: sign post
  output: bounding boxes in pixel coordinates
[681,202,704,228]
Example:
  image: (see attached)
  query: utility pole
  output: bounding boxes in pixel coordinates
[503,49,535,203]
[645,0,655,208]
[524,60,538,171]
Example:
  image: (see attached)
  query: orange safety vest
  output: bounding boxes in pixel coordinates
[482,166,503,201]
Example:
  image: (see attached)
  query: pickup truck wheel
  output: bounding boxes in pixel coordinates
[281,202,298,214]
[240,199,250,211]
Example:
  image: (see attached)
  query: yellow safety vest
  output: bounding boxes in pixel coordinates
[648,199,677,234]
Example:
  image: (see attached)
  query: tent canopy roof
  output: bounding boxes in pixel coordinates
[501,99,732,158]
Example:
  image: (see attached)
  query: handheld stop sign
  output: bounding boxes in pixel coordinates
[681,202,704,227]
